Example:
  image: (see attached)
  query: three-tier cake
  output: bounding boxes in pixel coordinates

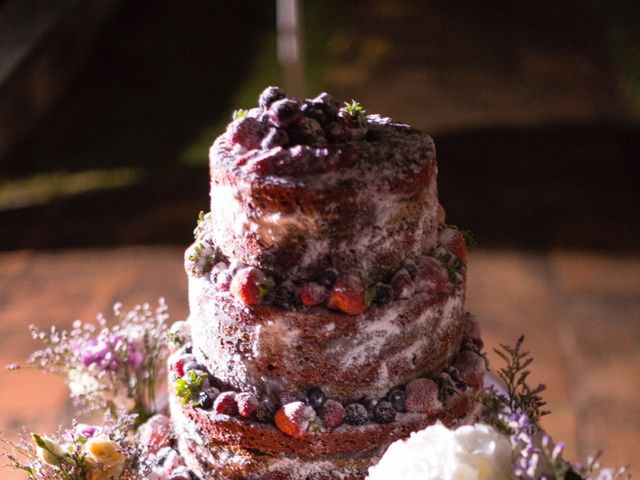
[169,87,486,479]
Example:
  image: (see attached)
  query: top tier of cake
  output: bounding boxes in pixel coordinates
[209,88,441,282]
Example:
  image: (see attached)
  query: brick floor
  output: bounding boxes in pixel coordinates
[1,247,638,478]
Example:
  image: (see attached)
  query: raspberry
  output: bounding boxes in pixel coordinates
[300,282,328,306]
[170,353,195,377]
[230,267,271,306]
[213,391,238,416]
[274,401,317,438]
[235,392,259,418]
[372,401,396,424]
[452,350,485,389]
[327,275,367,315]
[390,268,414,299]
[258,86,287,109]
[343,403,368,426]
[268,98,302,128]
[137,414,172,453]
[255,397,279,423]
[404,378,442,415]
[372,283,394,306]
[387,389,406,412]
[260,127,289,149]
[304,387,327,409]
[414,256,449,295]
[227,117,265,150]
[318,399,344,429]
[438,227,468,262]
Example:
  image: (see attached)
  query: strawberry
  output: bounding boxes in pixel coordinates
[274,401,318,438]
[318,399,344,429]
[230,267,271,306]
[438,227,468,262]
[404,378,442,415]
[235,392,259,418]
[327,275,367,315]
[213,391,238,416]
[300,282,328,306]
[414,256,449,294]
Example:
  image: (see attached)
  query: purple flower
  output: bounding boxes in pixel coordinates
[127,343,143,371]
[76,423,101,438]
[78,338,112,368]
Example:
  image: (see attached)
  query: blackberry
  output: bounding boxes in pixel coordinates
[434,373,456,402]
[317,269,338,289]
[255,398,279,423]
[261,128,289,149]
[305,387,327,409]
[401,259,418,279]
[362,397,379,413]
[373,283,394,306]
[258,86,287,109]
[387,389,406,412]
[343,403,368,426]
[372,401,396,424]
[197,390,214,409]
[311,92,340,117]
[301,100,329,126]
[270,282,298,308]
[268,98,302,127]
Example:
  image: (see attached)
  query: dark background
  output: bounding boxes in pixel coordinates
[1,0,639,251]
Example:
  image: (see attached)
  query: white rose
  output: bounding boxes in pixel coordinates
[84,435,125,480]
[367,422,512,480]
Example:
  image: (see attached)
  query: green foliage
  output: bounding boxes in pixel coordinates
[174,370,207,405]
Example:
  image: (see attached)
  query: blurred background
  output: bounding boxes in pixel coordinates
[0,0,638,477]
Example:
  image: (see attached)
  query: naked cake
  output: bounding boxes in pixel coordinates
[169,87,486,479]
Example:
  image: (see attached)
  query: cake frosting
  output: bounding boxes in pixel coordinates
[170,87,485,479]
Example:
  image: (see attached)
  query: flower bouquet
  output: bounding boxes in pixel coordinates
[2,301,632,480]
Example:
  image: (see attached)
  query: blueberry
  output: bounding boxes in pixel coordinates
[343,403,368,426]
[373,401,396,424]
[305,387,327,409]
[261,128,289,149]
[258,86,287,109]
[255,397,279,423]
[401,259,418,279]
[373,283,394,306]
[198,390,213,409]
[301,100,329,125]
[311,92,340,118]
[317,269,337,289]
[387,389,406,412]
[184,343,193,354]
[268,98,302,128]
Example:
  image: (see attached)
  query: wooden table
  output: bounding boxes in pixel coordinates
[1,247,638,478]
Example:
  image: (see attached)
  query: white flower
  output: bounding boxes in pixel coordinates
[84,435,125,480]
[367,422,512,480]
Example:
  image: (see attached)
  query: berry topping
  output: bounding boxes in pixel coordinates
[305,387,327,409]
[289,116,326,145]
[270,280,299,308]
[401,259,418,279]
[182,360,205,376]
[434,373,456,402]
[343,403,368,426]
[372,400,396,424]
[227,117,266,150]
[372,283,394,306]
[268,98,302,127]
[300,282,328,307]
[230,267,272,306]
[258,86,287,109]
[404,378,443,415]
[325,121,351,142]
[274,401,318,438]
[235,392,259,418]
[438,227,468,262]
[318,399,344,429]
[260,127,289,149]
[452,350,485,389]
[213,391,238,416]
[255,398,279,423]
[387,389,406,412]
[137,414,172,453]
[170,353,195,377]
[390,268,414,300]
[414,256,449,295]
[327,275,367,315]
[317,269,338,289]
[311,92,340,117]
